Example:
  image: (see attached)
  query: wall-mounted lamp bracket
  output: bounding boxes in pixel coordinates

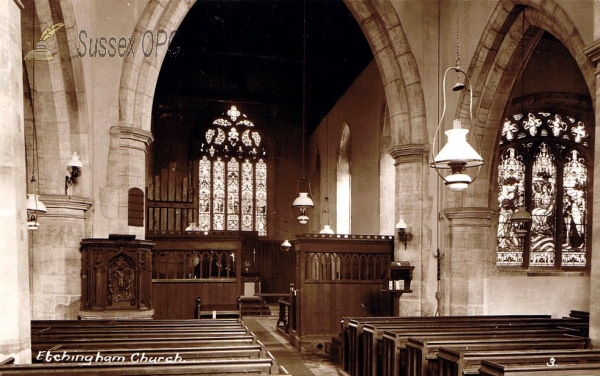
[395,219,408,250]
[65,152,82,195]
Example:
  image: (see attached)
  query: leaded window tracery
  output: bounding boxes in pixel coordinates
[496,112,591,269]
[198,106,267,236]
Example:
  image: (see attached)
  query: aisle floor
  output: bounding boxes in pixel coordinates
[242,314,342,376]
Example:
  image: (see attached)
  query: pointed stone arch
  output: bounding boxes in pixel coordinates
[107,0,195,234]
[441,0,595,316]
[460,0,595,208]
[344,0,427,146]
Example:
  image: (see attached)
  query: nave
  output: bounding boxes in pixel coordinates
[0,308,593,376]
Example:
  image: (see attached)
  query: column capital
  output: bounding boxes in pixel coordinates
[388,144,428,164]
[39,194,94,220]
[584,39,600,65]
[110,126,154,152]
[443,207,497,227]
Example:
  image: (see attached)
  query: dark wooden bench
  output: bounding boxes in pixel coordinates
[32,318,242,329]
[32,334,257,352]
[437,347,600,376]
[33,328,249,342]
[24,318,286,375]
[405,335,589,376]
[33,344,266,363]
[342,315,577,376]
[195,297,241,319]
[478,358,600,376]
[378,319,584,376]
[341,315,555,375]
[371,325,576,376]
[0,357,279,375]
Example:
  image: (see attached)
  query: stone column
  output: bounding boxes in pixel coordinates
[443,207,495,316]
[30,195,93,319]
[0,0,31,363]
[583,39,600,347]
[389,144,429,316]
[101,126,153,238]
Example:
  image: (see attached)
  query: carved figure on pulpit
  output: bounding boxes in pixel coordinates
[108,256,135,301]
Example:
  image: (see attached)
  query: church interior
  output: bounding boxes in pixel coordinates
[3,0,600,374]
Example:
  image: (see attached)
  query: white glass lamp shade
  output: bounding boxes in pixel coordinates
[432,128,484,169]
[67,152,83,169]
[281,239,292,252]
[292,192,314,208]
[27,194,46,231]
[27,194,47,213]
[297,214,309,225]
[444,173,472,191]
[185,222,201,231]
[395,219,407,230]
[319,225,334,234]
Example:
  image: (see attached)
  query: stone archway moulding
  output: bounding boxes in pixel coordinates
[460,0,595,208]
[344,0,427,147]
[118,0,197,132]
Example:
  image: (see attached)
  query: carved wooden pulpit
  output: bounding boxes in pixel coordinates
[79,234,154,319]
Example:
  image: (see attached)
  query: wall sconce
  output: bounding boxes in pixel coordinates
[281,239,292,252]
[65,152,83,195]
[395,219,408,250]
[26,194,47,231]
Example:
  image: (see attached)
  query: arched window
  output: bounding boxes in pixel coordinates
[337,122,351,234]
[496,112,591,269]
[198,106,267,236]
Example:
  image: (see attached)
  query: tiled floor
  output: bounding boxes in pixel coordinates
[243,314,342,376]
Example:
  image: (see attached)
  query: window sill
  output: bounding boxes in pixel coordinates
[495,267,588,277]
[526,270,587,277]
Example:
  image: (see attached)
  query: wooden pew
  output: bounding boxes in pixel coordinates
[33,344,266,363]
[405,335,589,376]
[343,315,575,376]
[32,318,242,329]
[24,318,286,375]
[437,347,600,376]
[341,315,554,374]
[372,325,576,376]
[33,328,250,342]
[0,357,278,375]
[478,358,600,376]
[32,334,257,353]
[378,319,584,376]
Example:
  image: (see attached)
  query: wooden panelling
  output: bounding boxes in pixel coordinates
[148,233,246,320]
[152,280,238,319]
[301,282,390,337]
[291,234,395,349]
[147,162,195,232]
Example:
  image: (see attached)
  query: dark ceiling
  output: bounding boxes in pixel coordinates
[154,0,373,134]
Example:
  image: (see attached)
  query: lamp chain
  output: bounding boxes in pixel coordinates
[455,3,460,69]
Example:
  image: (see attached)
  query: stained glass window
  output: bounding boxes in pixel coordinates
[496,112,591,269]
[198,106,267,236]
